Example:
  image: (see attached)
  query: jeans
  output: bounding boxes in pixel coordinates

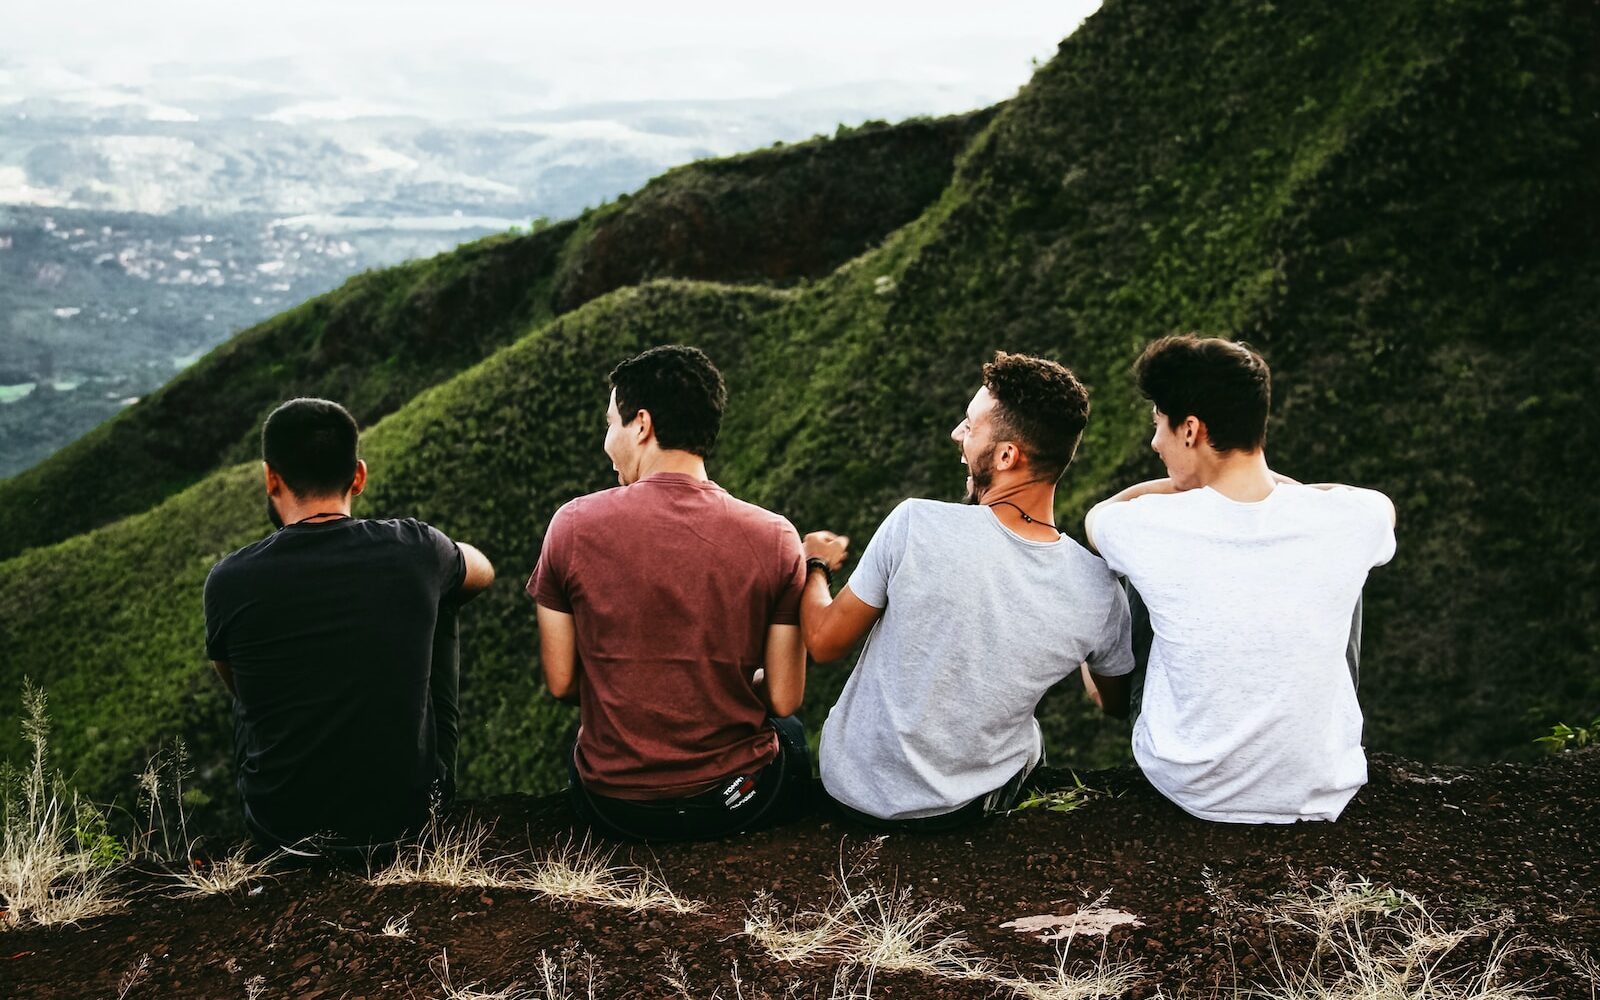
[568,716,811,842]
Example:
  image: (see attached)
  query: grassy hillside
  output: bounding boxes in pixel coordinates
[0,112,989,562]
[0,0,1595,831]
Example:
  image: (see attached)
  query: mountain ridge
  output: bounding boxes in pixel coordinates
[0,0,1594,834]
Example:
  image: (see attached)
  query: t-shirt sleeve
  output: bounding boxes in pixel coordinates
[1349,488,1397,568]
[1085,579,1136,678]
[527,503,575,613]
[420,521,467,600]
[769,521,806,626]
[202,563,229,661]
[844,501,912,609]
[1089,500,1139,577]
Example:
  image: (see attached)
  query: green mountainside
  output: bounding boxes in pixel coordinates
[0,113,989,562]
[0,0,1595,831]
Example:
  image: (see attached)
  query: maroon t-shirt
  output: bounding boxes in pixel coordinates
[528,472,805,799]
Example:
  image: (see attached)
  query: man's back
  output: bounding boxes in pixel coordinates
[1093,483,1396,822]
[204,517,464,841]
[530,472,804,798]
[821,499,1133,820]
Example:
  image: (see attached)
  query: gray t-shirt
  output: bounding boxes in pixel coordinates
[819,499,1134,820]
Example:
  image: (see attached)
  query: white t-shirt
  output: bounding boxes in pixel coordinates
[1092,484,1395,823]
[821,500,1135,820]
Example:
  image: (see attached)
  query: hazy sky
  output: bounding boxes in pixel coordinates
[3,2,1103,117]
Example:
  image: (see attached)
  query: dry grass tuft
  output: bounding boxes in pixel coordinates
[1209,871,1539,1000]
[371,820,526,890]
[1546,944,1599,1000]
[0,683,126,929]
[370,822,700,915]
[746,845,1143,998]
[166,846,279,897]
[522,836,701,914]
[381,910,413,938]
[430,947,599,1000]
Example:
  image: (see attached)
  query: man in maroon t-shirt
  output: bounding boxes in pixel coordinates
[527,345,839,841]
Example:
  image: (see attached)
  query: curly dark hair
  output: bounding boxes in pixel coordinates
[261,397,360,497]
[609,345,727,458]
[981,352,1091,484]
[1134,336,1270,452]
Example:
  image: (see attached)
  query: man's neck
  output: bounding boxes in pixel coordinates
[1197,449,1276,503]
[635,449,709,482]
[275,492,353,526]
[979,476,1059,541]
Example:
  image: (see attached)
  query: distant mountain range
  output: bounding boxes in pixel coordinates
[0,59,1001,477]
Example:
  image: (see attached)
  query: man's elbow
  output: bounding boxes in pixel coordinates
[804,634,848,665]
[459,544,496,597]
[544,672,577,702]
[768,691,803,718]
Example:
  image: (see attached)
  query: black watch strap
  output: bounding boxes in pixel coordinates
[805,557,834,587]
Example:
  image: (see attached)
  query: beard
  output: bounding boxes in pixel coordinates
[963,444,997,504]
[266,496,285,530]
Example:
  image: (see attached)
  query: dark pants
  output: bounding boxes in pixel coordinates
[569,716,811,842]
[827,755,1040,834]
[1124,584,1364,722]
[241,602,461,858]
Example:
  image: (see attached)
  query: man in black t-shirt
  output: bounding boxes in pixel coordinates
[204,398,494,855]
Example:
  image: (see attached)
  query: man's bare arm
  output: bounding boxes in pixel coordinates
[1085,478,1177,553]
[1080,662,1132,719]
[457,542,496,600]
[210,660,237,697]
[755,624,806,717]
[798,531,885,663]
[535,604,581,704]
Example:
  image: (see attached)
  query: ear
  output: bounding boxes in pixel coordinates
[263,462,285,495]
[994,440,1022,472]
[350,459,368,498]
[632,407,655,446]
[1184,415,1207,449]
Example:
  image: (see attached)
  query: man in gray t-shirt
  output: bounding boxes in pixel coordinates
[800,352,1135,828]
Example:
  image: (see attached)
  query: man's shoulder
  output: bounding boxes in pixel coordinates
[1282,484,1393,523]
[207,532,277,584]
[545,486,631,531]
[719,491,798,535]
[887,496,973,530]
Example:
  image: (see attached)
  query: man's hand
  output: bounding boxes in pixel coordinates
[803,531,849,571]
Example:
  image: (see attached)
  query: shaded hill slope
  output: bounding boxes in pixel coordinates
[0,0,1597,826]
[0,111,990,561]
[6,752,1598,999]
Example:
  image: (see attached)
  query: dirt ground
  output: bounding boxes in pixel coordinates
[4,750,1596,999]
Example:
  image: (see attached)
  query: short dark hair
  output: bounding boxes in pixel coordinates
[261,397,360,497]
[609,345,727,458]
[981,351,1091,483]
[1134,335,1271,452]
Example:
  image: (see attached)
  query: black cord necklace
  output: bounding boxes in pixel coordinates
[985,500,1062,535]
[289,512,352,527]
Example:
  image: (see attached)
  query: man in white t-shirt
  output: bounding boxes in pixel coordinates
[801,352,1135,831]
[1085,336,1396,824]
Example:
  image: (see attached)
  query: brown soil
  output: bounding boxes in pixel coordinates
[5,750,1597,999]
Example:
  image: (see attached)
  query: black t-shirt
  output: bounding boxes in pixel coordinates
[203,517,465,843]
